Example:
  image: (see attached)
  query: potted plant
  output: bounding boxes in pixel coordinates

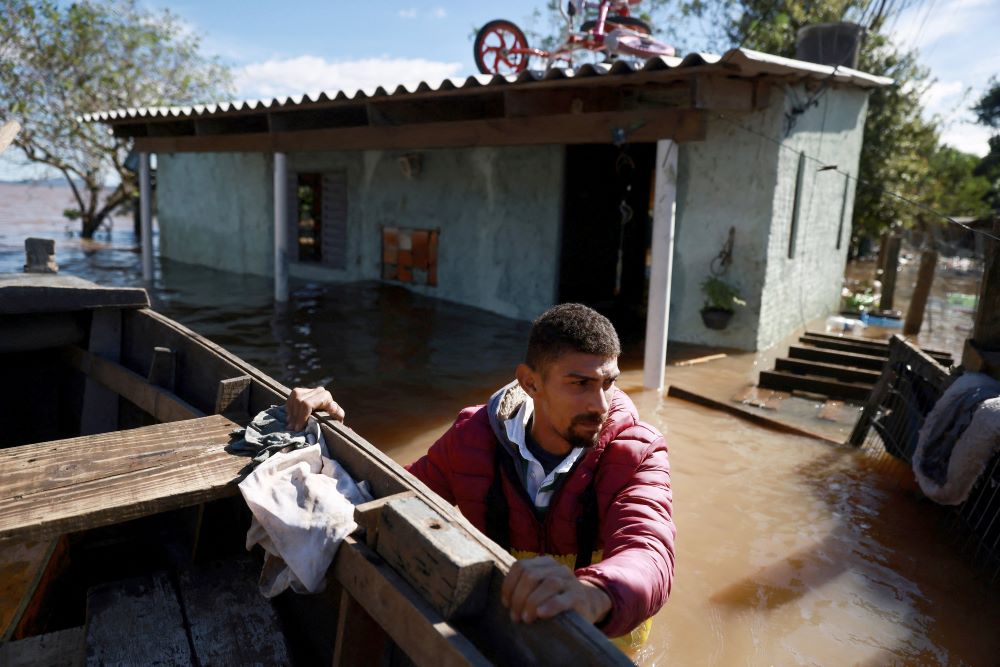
[700,276,746,330]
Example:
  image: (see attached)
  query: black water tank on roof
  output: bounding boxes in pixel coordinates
[795,22,865,69]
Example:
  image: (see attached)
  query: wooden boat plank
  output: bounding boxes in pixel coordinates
[376,494,494,621]
[0,275,148,315]
[122,309,282,419]
[62,345,204,424]
[121,308,631,663]
[0,626,84,667]
[332,536,492,667]
[85,573,192,666]
[0,415,243,541]
[178,558,291,665]
[0,313,85,353]
[0,537,63,640]
[80,310,122,435]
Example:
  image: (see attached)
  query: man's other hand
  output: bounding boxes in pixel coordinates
[500,556,611,625]
[286,387,345,431]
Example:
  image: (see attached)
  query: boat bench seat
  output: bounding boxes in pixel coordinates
[0,415,245,542]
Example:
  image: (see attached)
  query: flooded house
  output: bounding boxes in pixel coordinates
[87,47,889,387]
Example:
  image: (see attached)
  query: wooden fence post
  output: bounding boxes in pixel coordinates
[903,249,937,335]
[879,234,902,312]
[964,221,1000,376]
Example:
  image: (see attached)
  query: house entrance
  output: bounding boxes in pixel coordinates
[558,143,656,343]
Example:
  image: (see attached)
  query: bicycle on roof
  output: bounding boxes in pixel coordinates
[474,0,676,76]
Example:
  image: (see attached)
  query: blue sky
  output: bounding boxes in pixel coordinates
[2,0,998,180]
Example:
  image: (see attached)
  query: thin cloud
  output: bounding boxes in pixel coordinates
[430,7,447,19]
[234,55,465,100]
[398,8,417,19]
[891,0,993,52]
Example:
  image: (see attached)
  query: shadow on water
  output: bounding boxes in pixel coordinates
[709,440,1000,665]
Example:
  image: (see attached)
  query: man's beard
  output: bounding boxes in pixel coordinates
[564,412,607,449]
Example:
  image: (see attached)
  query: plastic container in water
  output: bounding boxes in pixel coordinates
[859,312,902,328]
[825,315,865,333]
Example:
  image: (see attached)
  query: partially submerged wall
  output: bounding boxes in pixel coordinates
[157,152,273,276]
[289,146,564,321]
[157,146,564,321]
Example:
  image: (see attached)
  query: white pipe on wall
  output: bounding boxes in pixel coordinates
[643,139,678,390]
[139,152,153,282]
[273,152,289,303]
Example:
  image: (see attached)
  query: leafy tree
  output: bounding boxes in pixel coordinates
[973,79,1000,210]
[973,77,1000,129]
[0,0,232,238]
[922,147,990,219]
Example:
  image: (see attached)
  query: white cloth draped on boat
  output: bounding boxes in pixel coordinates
[913,372,1000,506]
[238,410,371,597]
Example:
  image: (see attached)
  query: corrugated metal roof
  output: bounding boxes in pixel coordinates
[83,48,892,124]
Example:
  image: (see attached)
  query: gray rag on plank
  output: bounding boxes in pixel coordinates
[227,405,324,466]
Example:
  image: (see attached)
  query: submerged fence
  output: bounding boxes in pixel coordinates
[849,336,1000,584]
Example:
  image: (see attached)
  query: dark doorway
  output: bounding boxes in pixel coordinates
[559,143,656,343]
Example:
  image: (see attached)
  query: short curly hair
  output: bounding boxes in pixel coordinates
[525,303,621,372]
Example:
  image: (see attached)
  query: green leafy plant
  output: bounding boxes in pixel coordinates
[701,276,746,312]
[841,286,878,312]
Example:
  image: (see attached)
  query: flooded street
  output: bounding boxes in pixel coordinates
[3,182,998,665]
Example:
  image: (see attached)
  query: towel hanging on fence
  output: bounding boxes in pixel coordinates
[913,373,1000,506]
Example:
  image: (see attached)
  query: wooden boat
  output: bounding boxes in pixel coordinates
[0,273,629,665]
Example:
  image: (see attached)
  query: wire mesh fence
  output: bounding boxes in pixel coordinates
[850,336,1000,585]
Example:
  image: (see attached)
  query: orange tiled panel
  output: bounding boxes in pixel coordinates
[428,265,438,286]
[383,227,399,264]
[397,263,412,283]
[411,230,429,268]
[398,249,412,268]
[428,230,439,270]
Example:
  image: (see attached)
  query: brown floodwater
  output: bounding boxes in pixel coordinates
[2,182,998,665]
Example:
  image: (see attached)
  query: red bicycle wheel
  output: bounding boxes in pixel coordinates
[474,19,530,75]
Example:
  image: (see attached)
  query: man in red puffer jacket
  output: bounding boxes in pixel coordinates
[287,303,674,651]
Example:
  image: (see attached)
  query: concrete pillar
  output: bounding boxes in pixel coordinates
[643,139,678,390]
[139,152,153,282]
[273,152,289,303]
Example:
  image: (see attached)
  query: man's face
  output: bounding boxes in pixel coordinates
[524,352,620,451]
